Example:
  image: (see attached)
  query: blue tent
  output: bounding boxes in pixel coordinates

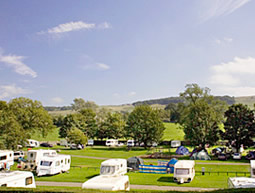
[166,158,178,173]
[175,146,189,155]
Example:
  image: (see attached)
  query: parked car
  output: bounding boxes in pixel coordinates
[70,144,83,150]
[232,153,242,160]
[218,153,228,160]
[40,143,53,148]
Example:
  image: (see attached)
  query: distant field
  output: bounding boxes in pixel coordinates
[100,104,135,112]
[235,96,255,108]
[163,123,184,141]
[31,127,60,142]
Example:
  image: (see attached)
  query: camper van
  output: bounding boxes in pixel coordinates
[82,159,130,191]
[13,151,25,161]
[87,139,94,146]
[26,149,57,169]
[26,139,40,148]
[106,139,118,147]
[228,177,255,188]
[0,150,14,170]
[174,160,195,184]
[171,140,181,148]
[37,154,71,176]
[0,171,36,188]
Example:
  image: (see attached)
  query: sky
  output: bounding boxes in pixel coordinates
[0,0,255,106]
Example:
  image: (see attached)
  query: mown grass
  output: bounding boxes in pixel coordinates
[162,123,184,141]
[33,155,250,189]
[30,127,60,142]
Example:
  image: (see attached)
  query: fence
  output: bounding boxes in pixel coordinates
[139,165,167,174]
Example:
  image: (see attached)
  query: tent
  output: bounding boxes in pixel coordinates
[190,149,211,160]
[127,157,144,171]
[175,146,189,155]
[166,158,178,173]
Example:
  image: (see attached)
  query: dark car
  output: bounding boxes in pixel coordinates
[40,143,53,147]
[218,153,228,160]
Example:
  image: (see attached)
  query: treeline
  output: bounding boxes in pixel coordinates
[44,106,72,111]
[54,98,165,148]
[132,95,235,106]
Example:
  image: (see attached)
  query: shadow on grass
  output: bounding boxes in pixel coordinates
[86,174,99,179]
[157,176,174,183]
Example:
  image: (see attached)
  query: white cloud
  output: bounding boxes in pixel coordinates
[38,21,96,35]
[96,63,110,70]
[215,37,233,45]
[200,0,250,22]
[38,21,111,35]
[98,22,111,29]
[209,57,255,96]
[0,52,37,78]
[0,84,30,99]
[51,97,64,104]
[128,91,136,97]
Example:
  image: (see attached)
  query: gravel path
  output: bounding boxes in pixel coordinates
[70,155,249,165]
[36,181,218,192]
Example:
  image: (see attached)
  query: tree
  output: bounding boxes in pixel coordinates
[8,97,55,138]
[165,103,181,122]
[79,109,97,139]
[223,104,255,152]
[100,112,126,139]
[126,105,165,148]
[58,113,86,138]
[71,98,98,111]
[178,84,227,148]
[67,127,87,145]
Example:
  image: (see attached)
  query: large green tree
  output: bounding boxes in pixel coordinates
[79,108,97,139]
[178,84,227,148]
[67,127,88,145]
[71,98,98,111]
[8,97,54,137]
[223,104,255,152]
[126,105,165,148]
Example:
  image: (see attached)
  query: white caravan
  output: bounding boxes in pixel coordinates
[0,150,14,170]
[251,160,255,178]
[14,151,25,161]
[0,171,36,188]
[171,140,181,148]
[174,160,195,184]
[37,154,71,176]
[26,149,57,169]
[87,139,94,146]
[228,177,255,188]
[127,140,135,147]
[26,139,40,148]
[60,139,68,147]
[82,159,130,191]
[106,139,119,147]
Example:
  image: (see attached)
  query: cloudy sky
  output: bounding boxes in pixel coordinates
[0,0,254,106]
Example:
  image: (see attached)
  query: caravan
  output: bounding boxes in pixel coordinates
[82,159,130,191]
[174,160,195,184]
[171,140,181,148]
[26,149,57,170]
[106,139,119,147]
[37,154,71,176]
[14,151,25,161]
[26,139,40,148]
[0,150,14,170]
[0,171,36,188]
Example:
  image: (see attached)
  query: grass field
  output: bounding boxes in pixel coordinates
[33,154,250,188]
[163,123,184,141]
[31,127,60,142]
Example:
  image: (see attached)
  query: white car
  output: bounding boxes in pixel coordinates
[232,153,242,160]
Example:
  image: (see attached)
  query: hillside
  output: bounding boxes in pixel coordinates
[235,96,255,108]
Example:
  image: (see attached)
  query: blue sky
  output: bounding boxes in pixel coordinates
[0,0,255,106]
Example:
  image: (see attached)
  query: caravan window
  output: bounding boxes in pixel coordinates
[40,161,52,166]
[176,169,189,175]
[29,153,34,158]
[0,156,7,161]
[55,161,60,166]
[25,177,33,185]
[100,166,115,175]
[43,153,49,156]
[1,184,7,187]
[14,152,20,156]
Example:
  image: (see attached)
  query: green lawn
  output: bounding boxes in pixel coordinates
[34,155,250,188]
[56,146,150,159]
[163,123,184,141]
[31,127,60,142]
